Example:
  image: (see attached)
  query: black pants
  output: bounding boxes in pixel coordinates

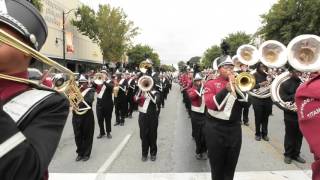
[127,94,134,116]
[160,93,165,107]
[284,119,303,158]
[241,103,250,123]
[191,112,207,154]
[96,102,113,135]
[115,99,127,124]
[253,104,272,137]
[138,112,159,157]
[205,118,242,180]
[72,110,95,157]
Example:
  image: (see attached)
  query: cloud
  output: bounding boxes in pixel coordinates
[79,0,277,65]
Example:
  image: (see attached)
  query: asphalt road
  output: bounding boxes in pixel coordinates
[49,83,314,179]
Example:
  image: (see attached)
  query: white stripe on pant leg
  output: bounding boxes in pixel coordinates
[0,132,26,158]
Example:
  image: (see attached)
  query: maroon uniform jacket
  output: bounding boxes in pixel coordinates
[296,74,320,180]
[187,83,205,113]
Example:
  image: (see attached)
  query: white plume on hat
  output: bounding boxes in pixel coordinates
[78,75,88,82]
[217,55,233,68]
[194,73,203,81]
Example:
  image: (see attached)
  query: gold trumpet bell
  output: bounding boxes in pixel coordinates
[235,72,256,92]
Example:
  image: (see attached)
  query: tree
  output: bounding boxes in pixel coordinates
[177,61,186,72]
[258,0,320,45]
[201,45,221,68]
[72,4,139,63]
[187,56,201,67]
[223,32,252,56]
[30,0,43,11]
[126,44,160,68]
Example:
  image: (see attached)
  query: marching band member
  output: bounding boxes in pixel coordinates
[114,71,128,126]
[127,72,136,118]
[94,71,114,139]
[279,66,305,164]
[134,65,161,162]
[72,75,95,161]
[204,55,248,180]
[251,62,273,141]
[296,73,320,180]
[0,1,69,179]
[187,73,207,160]
[238,63,251,126]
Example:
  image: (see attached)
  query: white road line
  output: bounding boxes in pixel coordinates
[50,170,312,180]
[96,134,132,173]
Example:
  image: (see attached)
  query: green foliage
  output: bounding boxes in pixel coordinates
[258,0,320,45]
[223,32,252,56]
[30,0,43,12]
[201,45,221,68]
[187,56,201,66]
[177,61,186,72]
[127,44,160,68]
[72,4,139,62]
[160,64,176,72]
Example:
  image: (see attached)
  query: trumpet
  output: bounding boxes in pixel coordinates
[138,75,154,92]
[0,29,90,115]
[235,72,256,92]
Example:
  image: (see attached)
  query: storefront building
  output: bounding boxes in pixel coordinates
[31,0,104,73]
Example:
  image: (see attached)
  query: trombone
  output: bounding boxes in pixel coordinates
[0,29,90,115]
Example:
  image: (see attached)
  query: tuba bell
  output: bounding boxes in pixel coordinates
[0,29,90,115]
[259,40,288,68]
[287,34,320,72]
[138,75,154,92]
[236,44,259,66]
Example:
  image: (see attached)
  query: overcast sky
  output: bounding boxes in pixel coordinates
[79,0,277,65]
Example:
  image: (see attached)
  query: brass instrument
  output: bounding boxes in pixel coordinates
[93,73,106,85]
[259,40,287,68]
[139,60,153,73]
[113,85,120,97]
[271,71,297,111]
[235,72,256,92]
[138,75,154,92]
[0,29,90,115]
[287,34,320,72]
[270,34,320,111]
[236,44,259,66]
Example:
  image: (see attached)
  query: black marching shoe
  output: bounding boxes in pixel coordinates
[97,134,105,139]
[284,156,292,164]
[76,155,82,161]
[293,156,306,164]
[195,154,202,160]
[82,156,90,161]
[107,133,112,139]
[262,136,270,141]
[244,122,249,126]
[150,155,157,161]
[255,135,261,141]
[201,153,208,160]
[141,156,147,162]
[114,122,120,126]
